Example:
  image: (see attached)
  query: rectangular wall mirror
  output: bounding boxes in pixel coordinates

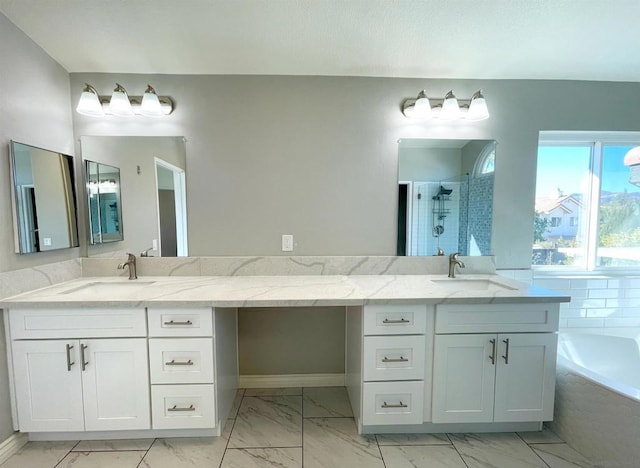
[9,141,79,254]
[81,136,187,257]
[397,139,496,256]
[86,160,123,244]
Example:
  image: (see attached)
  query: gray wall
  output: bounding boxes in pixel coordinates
[70,74,640,269]
[398,147,462,182]
[0,12,76,442]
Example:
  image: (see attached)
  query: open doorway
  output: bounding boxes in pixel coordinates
[155,158,188,256]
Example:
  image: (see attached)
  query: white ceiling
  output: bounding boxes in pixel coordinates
[2,0,640,81]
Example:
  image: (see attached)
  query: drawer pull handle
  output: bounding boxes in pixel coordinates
[165,359,194,366]
[163,320,193,326]
[80,343,89,371]
[168,404,195,412]
[489,338,496,365]
[65,344,75,371]
[382,356,409,363]
[502,338,510,365]
[382,401,408,409]
[382,318,410,324]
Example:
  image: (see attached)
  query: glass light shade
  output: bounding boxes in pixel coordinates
[439,91,460,120]
[466,91,489,121]
[413,91,431,119]
[109,84,133,116]
[76,85,104,116]
[140,85,163,117]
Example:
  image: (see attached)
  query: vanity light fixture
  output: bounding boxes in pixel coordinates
[109,83,134,116]
[75,83,174,117]
[402,89,489,121]
[140,85,163,117]
[76,84,105,117]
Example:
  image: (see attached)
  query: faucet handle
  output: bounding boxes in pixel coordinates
[449,252,460,260]
[126,252,136,261]
[140,248,153,257]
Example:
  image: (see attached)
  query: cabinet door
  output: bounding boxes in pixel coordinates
[12,340,84,432]
[494,333,558,422]
[81,338,150,431]
[432,334,496,423]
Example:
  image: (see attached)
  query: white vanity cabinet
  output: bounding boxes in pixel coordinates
[431,303,559,424]
[148,307,216,430]
[347,303,433,429]
[6,305,238,439]
[9,308,150,432]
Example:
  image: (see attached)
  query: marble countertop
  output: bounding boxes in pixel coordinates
[0,274,570,308]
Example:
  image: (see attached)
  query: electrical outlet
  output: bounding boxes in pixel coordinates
[152,239,158,250]
[43,237,52,246]
[282,234,294,252]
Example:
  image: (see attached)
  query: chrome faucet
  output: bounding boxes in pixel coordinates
[140,247,153,257]
[117,253,138,280]
[448,252,465,278]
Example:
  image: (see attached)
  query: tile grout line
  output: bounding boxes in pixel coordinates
[447,434,471,468]
[51,441,81,468]
[218,389,245,468]
[136,438,158,468]
[374,434,387,468]
[515,432,553,468]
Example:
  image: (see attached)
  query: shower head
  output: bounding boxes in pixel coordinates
[438,186,453,196]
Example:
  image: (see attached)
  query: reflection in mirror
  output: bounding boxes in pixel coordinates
[80,136,187,257]
[86,160,123,244]
[9,141,79,254]
[397,139,495,256]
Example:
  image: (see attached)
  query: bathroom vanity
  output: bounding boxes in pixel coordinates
[1,273,567,440]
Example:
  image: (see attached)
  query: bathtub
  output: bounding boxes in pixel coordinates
[550,329,640,468]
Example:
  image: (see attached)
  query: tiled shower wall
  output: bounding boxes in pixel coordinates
[498,269,640,329]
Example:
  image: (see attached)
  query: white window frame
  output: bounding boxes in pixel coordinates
[535,131,640,274]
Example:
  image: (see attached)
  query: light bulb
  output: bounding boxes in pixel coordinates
[109,83,133,116]
[439,90,460,120]
[76,84,104,116]
[466,90,489,121]
[141,85,163,117]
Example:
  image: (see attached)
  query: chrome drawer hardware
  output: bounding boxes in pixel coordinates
[489,338,496,365]
[80,343,89,371]
[163,320,193,326]
[382,356,409,363]
[502,338,510,364]
[165,359,194,366]
[65,344,75,371]
[382,401,408,408]
[382,318,410,324]
[168,404,195,412]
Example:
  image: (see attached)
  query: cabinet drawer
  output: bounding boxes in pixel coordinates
[435,303,560,334]
[148,308,213,337]
[9,308,146,339]
[363,304,427,335]
[149,338,214,384]
[363,335,425,381]
[362,381,424,426]
[151,384,215,429]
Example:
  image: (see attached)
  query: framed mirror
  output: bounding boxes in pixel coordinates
[397,139,495,256]
[86,160,123,244]
[9,141,79,254]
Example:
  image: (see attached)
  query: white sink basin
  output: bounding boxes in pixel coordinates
[62,281,156,295]
[431,279,516,291]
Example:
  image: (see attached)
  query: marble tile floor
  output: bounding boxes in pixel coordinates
[1,387,598,468]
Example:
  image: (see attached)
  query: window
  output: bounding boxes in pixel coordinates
[533,132,640,270]
[474,141,496,176]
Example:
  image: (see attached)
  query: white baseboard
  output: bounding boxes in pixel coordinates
[239,373,345,388]
[0,432,28,465]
